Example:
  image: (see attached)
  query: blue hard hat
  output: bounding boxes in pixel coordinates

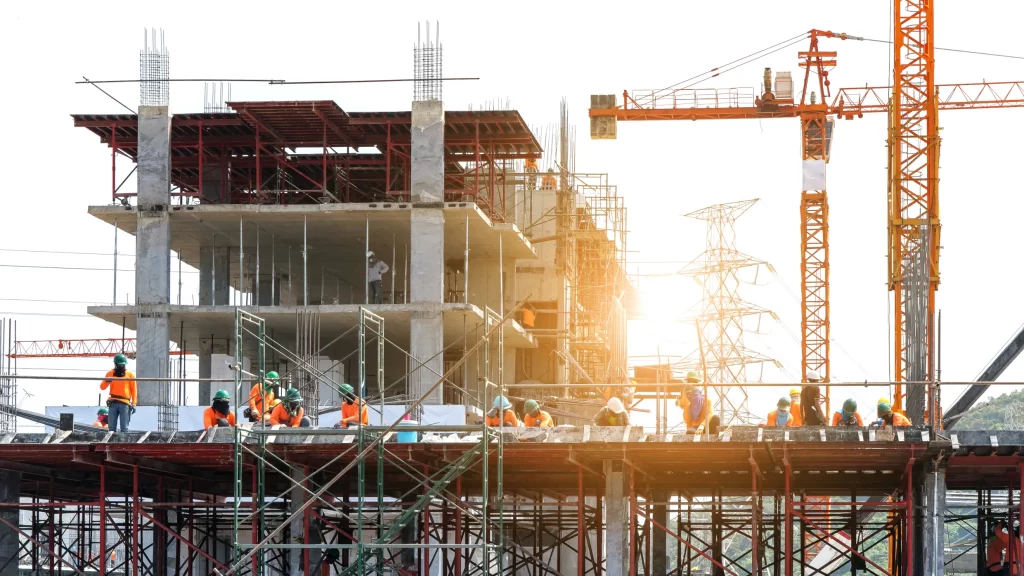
[492,395,511,410]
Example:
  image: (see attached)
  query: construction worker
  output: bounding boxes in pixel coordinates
[800,370,827,426]
[100,353,136,432]
[832,398,864,427]
[541,168,557,190]
[336,383,369,429]
[593,397,629,426]
[485,396,520,427]
[522,399,553,427]
[875,399,912,427]
[203,390,236,428]
[676,382,720,435]
[367,251,390,305]
[269,388,311,427]
[789,388,802,423]
[766,397,796,427]
[987,521,1010,575]
[247,371,278,422]
[92,407,109,429]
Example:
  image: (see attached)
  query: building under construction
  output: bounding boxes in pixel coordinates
[3,18,1024,576]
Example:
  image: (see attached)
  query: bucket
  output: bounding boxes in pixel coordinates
[397,420,419,443]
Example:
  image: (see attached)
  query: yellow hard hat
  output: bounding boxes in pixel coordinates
[789,387,801,397]
[877,396,890,406]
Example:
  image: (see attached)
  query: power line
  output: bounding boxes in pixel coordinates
[81,76,135,114]
[0,298,109,305]
[0,311,94,318]
[0,264,196,273]
[0,248,135,257]
[860,37,1024,61]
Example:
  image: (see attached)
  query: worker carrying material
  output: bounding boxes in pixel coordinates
[367,251,390,305]
[676,382,720,435]
[767,397,796,427]
[593,397,629,426]
[800,370,827,426]
[485,396,520,427]
[832,398,864,427]
[270,388,311,427]
[92,407,109,429]
[522,399,553,427]
[203,390,236,428]
[247,371,278,423]
[335,383,369,429]
[100,353,136,432]
[987,521,1010,575]
[874,399,912,427]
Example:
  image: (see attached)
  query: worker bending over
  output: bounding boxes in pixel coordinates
[800,370,827,426]
[336,383,369,429]
[523,399,553,427]
[269,388,311,427]
[593,397,629,426]
[247,371,278,423]
[485,396,520,427]
[100,353,136,432]
[832,399,864,427]
[874,399,912,427]
[93,407,109,429]
[677,377,720,435]
[767,397,796,427]
[203,390,236,428]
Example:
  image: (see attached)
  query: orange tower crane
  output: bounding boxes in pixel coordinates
[589,29,1024,417]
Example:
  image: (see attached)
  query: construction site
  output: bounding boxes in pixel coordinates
[3,4,1024,576]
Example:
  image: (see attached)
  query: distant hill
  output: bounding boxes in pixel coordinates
[953,388,1024,430]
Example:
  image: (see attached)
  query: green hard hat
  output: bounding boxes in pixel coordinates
[524,399,540,413]
[685,370,701,383]
[338,383,355,396]
[214,390,230,400]
[285,388,302,403]
[777,396,791,407]
[266,371,280,381]
[113,353,128,366]
[97,407,109,416]
[843,398,858,413]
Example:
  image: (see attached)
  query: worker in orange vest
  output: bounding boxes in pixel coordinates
[203,390,236,428]
[92,407,109,429]
[987,521,1010,575]
[767,397,797,427]
[485,396,520,427]
[874,399,912,427]
[336,384,369,428]
[832,399,864,427]
[100,353,136,432]
[677,373,720,435]
[269,388,311,427]
[248,371,278,422]
[522,399,553,427]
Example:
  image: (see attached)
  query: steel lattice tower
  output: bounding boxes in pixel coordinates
[680,199,777,425]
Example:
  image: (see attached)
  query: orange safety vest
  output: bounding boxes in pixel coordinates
[269,404,304,427]
[203,407,236,428]
[341,400,369,427]
[767,409,797,427]
[249,385,275,418]
[988,527,1009,569]
[523,410,553,427]
[100,370,137,405]
[832,411,864,427]
[485,409,519,427]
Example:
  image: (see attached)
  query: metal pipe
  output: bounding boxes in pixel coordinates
[303,215,308,307]
[113,218,118,305]
[271,235,276,305]
[211,235,217,306]
[239,217,244,305]
[392,234,396,304]
[464,214,469,304]
[365,216,369,305]
[256,226,260,306]
[404,244,408,304]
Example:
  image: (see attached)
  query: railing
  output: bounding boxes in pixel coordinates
[629,87,758,110]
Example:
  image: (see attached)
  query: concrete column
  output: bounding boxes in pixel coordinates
[0,471,19,576]
[197,339,229,405]
[409,100,446,405]
[604,461,629,576]
[136,105,172,406]
[652,490,668,576]
[923,465,946,576]
[199,246,229,305]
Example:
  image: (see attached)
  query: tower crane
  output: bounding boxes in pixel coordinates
[590,21,1024,421]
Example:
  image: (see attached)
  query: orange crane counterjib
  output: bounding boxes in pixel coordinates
[589,81,1024,121]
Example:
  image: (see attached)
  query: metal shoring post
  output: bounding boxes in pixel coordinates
[374,311,385,571]
[256,315,267,576]
[391,234,396,304]
[303,215,308,307]
[256,226,260,306]
[271,236,275,305]
[578,465,585,576]
[288,247,292,306]
[232,309,244,566]
[357,309,366,575]
[132,466,139,576]
[464,214,469,304]
[785,460,792,576]
[240,218,245,305]
[365,217,369,305]
[481,310,491,573]
[628,466,637,576]
[99,465,106,576]
[178,249,182,305]
[497,232,506,574]
[212,235,217,306]
[113,218,118,305]
[455,476,463,576]
[404,245,408,304]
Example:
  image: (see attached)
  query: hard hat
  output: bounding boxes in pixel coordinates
[877,400,892,413]
[877,396,890,406]
[524,399,540,413]
[113,353,128,366]
[685,370,701,383]
[97,407,109,416]
[493,395,511,410]
[266,371,280,381]
[366,251,375,258]
[338,383,355,396]
[285,388,303,403]
[842,398,857,413]
[789,387,801,397]
[214,390,230,400]
[806,369,821,382]
[607,397,626,414]
[777,396,791,408]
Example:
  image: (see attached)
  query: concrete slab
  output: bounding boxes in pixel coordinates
[86,303,536,349]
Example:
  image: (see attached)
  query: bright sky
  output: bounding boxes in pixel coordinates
[2,1,1024,429]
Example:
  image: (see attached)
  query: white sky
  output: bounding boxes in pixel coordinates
[2,1,1024,428]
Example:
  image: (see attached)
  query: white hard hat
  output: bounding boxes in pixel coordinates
[366,251,375,258]
[806,369,821,382]
[607,397,626,414]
